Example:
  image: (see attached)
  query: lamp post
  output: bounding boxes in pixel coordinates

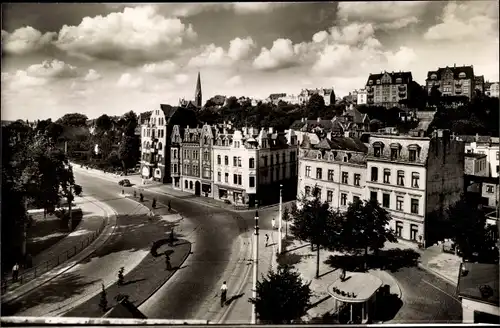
[278,184,283,254]
[252,210,259,324]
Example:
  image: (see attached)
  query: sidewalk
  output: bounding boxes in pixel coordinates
[417,244,461,286]
[1,196,117,306]
[2,195,109,295]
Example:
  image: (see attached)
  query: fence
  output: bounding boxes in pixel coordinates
[2,219,107,293]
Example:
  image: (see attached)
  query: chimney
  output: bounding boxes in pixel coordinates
[454,63,456,67]
[317,117,321,123]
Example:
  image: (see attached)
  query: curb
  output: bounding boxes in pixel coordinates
[1,196,118,305]
[418,263,458,287]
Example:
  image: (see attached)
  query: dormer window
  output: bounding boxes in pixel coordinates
[408,144,421,162]
[376,79,381,84]
[317,153,321,160]
[373,142,384,157]
[369,80,373,85]
[396,78,402,84]
[459,72,466,79]
[431,74,437,80]
[390,143,402,160]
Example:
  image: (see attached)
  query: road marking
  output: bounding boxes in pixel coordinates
[422,279,461,303]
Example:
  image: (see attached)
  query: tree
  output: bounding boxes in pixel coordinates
[290,186,343,278]
[307,94,325,118]
[428,85,442,107]
[56,113,88,127]
[249,265,311,324]
[204,98,217,108]
[95,114,113,132]
[225,96,239,110]
[341,199,397,267]
[446,195,498,262]
[99,283,108,312]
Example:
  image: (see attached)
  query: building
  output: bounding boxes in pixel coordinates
[179,72,203,109]
[366,129,464,246]
[265,93,287,105]
[485,82,499,98]
[457,263,499,324]
[425,64,475,100]
[280,94,300,105]
[474,75,485,93]
[357,89,367,105]
[297,134,368,210]
[298,88,336,106]
[459,135,500,178]
[465,153,488,177]
[212,125,299,207]
[140,105,198,184]
[365,71,413,108]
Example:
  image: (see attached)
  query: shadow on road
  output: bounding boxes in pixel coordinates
[225,292,245,306]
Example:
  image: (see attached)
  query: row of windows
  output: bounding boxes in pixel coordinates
[143,153,162,162]
[144,128,165,139]
[373,144,420,162]
[183,164,200,177]
[304,186,360,206]
[304,166,361,186]
[143,141,163,150]
[395,221,419,241]
[215,172,256,187]
[371,167,420,188]
[368,77,404,85]
[370,191,420,214]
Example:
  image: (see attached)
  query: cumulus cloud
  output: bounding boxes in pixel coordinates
[188,36,255,68]
[424,1,499,41]
[2,70,49,90]
[83,69,102,82]
[337,2,426,29]
[26,59,80,78]
[232,3,284,14]
[54,5,197,64]
[175,73,189,85]
[116,73,143,88]
[2,26,57,55]
[141,60,177,76]
[228,37,255,61]
[253,38,304,71]
[226,75,242,87]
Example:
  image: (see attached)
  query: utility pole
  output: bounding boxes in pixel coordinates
[278,184,283,254]
[252,210,259,325]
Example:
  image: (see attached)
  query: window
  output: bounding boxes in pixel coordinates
[235,141,240,148]
[374,146,382,157]
[397,170,405,186]
[233,157,237,166]
[204,151,209,161]
[383,169,391,183]
[305,186,311,195]
[486,185,494,193]
[354,174,360,186]
[341,193,347,206]
[410,224,418,241]
[316,168,323,179]
[411,173,420,188]
[411,198,419,214]
[382,193,390,208]
[396,221,403,238]
[328,170,334,181]
[233,174,238,184]
[391,148,399,160]
[305,166,311,177]
[190,181,193,189]
[342,172,349,184]
[225,173,229,183]
[371,167,378,182]
[185,180,188,189]
[217,172,221,182]
[225,156,229,166]
[370,191,377,202]
[317,188,322,199]
[264,156,268,166]
[238,175,242,185]
[238,157,242,167]
[249,176,255,187]
[217,155,221,165]
[353,196,360,204]
[249,158,255,169]
[409,150,417,162]
[396,196,404,211]
[327,190,333,202]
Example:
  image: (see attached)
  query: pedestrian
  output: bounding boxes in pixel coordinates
[139,193,144,202]
[165,253,172,271]
[272,217,276,230]
[220,281,228,307]
[12,263,19,282]
[152,198,157,209]
[265,234,269,247]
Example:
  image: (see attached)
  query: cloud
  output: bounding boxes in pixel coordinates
[2,70,49,90]
[175,73,189,85]
[141,60,177,76]
[228,37,255,61]
[226,75,242,87]
[253,38,303,71]
[26,59,80,78]
[232,3,284,14]
[2,26,57,55]
[337,2,426,29]
[83,69,102,82]
[116,73,143,88]
[54,5,197,64]
[424,1,499,42]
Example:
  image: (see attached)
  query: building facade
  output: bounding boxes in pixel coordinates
[366,130,464,246]
[298,88,336,106]
[357,89,367,105]
[297,135,368,211]
[464,153,488,177]
[365,71,413,108]
[485,82,499,98]
[425,64,475,100]
[474,75,485,93]
[461,135,500,178]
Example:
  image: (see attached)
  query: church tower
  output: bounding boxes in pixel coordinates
[194,72,202,108]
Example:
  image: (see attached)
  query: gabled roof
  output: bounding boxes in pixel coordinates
[366,71,412,85]
[426,65,474,80]
[160,104,177,120]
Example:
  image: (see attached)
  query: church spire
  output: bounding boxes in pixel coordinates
[195,72,202,108]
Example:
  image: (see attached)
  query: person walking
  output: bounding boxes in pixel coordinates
[271,217,276,230]
[220,281,228,307]
[265,234,269,247]
[12,263,19,282]
[165,253,172,271]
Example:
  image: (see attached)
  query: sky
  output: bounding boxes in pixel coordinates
[1,1,499,121]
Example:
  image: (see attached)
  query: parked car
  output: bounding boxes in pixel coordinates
[118,179,132,187]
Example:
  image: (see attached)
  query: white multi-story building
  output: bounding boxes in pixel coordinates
[298,88,336,106]
[280,94,300,104]
[488,82,499,97]
[366,130,464,246]
[297,134,368,211]
[357,89,367,105]
[460,135,500,178]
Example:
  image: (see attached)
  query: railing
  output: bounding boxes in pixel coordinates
[2,219,107,294]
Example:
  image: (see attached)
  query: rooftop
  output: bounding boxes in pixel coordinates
[327,272,382,303]
[457,263,499,307]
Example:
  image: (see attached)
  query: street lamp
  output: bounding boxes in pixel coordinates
[252,210,259,324]
[278,184,283,254]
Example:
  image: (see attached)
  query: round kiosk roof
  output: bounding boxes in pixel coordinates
[327,272,383,303]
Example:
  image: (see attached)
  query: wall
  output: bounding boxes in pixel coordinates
[461,297,500,323]
[464,156,488,176]
[481,182,499,208]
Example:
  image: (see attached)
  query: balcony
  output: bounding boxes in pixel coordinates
[398,85,406,91]
[455,89,462,94]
